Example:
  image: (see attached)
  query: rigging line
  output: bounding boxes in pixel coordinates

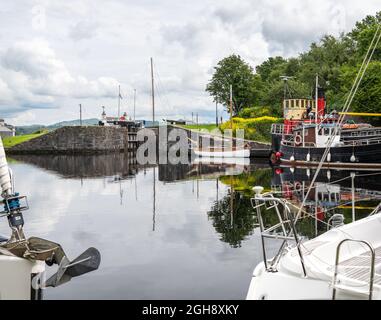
[154,77,170,116]
[356,171,381,178]
[155,74,171,110]
[156,79,174,116]
[294,24,381,224]
[153,62,174,112]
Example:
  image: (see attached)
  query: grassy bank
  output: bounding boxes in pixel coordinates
[179,124,220,132]
[179,117,281,143]
[2,130,49,148]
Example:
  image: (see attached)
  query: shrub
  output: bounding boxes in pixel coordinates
[219,116,282,142]
[238,106,273,118]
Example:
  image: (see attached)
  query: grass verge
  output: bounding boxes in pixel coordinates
[3,130,49,148]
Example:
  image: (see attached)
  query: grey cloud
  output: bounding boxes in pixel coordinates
[69,20,99,41]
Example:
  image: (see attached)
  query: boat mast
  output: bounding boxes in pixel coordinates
[151,57,155,123]
[133,89,136,122]
[230,84,233,130]
[118,84,121,118]
[215,101,218,126]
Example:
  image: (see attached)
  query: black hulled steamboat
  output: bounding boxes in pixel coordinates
[270,78,381,169]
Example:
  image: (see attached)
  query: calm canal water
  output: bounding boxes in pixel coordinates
[4,154,381,299]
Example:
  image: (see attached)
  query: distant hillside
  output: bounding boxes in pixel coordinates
[16,118,99,135]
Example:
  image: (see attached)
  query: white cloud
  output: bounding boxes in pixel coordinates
[0,0,379,125]
[0,39,120,117]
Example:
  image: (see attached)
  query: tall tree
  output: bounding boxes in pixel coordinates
[206,55,262,115]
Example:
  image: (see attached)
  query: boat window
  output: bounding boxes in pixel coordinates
[324,128,330,136]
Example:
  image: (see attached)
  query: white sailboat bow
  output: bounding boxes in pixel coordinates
[0,137,101,300]
[246,189,381,300]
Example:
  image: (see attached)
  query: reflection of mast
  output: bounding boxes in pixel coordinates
[153,167,156,231]
[230,176,234,228]
[216,178,219,203]
[135,176,138,201]
[351,172,356,222]
[119,178,123,205]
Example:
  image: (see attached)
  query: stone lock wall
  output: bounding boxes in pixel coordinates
[8,126,135,154]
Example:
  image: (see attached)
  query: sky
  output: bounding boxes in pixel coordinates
[0,0,379,126]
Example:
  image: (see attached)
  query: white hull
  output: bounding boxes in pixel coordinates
[193,149,250,158]
[193,156,250,166]
[0,255,45,300]
[247,212,381,300]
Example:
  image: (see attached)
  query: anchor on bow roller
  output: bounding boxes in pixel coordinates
[0,137,101,299]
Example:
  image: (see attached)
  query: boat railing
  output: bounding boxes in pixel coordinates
[250,188,307,276]
[271,123,294,136]
[332,239,376,300]
[281,140,316,147]
[342,127,381,138]
[343,137,381,146]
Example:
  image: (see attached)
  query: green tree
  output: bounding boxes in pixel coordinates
[338,62,381,125]
[349,12,381,61]
[256,56,288,82]
[206,55,262,115]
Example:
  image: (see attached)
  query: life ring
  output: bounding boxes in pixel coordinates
[294,134,302,146]
[294,181,302,192]
[270,152,279,165]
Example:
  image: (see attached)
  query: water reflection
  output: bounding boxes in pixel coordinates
[208,184,257,248]
[4,154,381,299]
[272,167,381,239]
[11,154,144,179]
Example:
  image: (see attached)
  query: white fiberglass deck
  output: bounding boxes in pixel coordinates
[336,246,381,286]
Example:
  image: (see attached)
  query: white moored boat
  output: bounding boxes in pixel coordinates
[246,187,381,300]
[193,147,250,158]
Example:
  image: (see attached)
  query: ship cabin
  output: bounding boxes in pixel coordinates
[283,99,317,121]
[291,123,341,148]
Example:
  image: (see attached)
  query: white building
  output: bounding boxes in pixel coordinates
[0,119,15,138]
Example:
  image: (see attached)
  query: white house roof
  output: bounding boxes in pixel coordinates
[0,126,13,132]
